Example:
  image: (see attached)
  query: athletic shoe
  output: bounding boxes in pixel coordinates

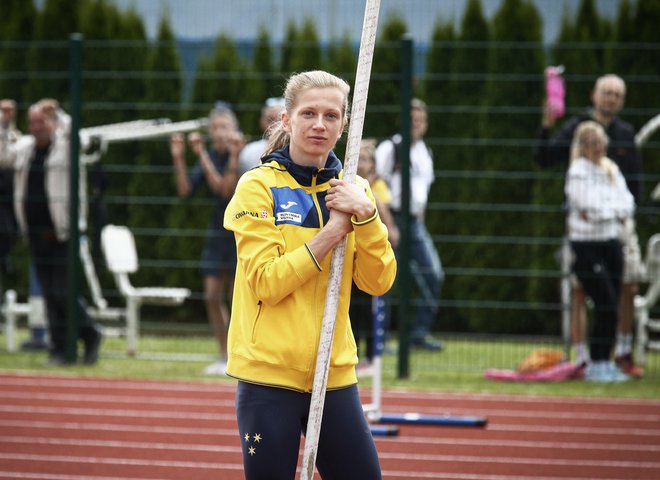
[20,337,50,351]
[82,327,103,365]
[204,359,227,376]
[585,361,630,382]
[604,361,630,382]
[615,353,644,378]
[44,353,73,367]
[411,335,444,351]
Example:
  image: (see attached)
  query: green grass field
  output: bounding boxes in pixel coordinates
[2,328,659,399]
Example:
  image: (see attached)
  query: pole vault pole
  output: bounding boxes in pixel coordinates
[299,0,381,478]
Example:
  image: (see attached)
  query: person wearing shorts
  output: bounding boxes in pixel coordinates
[170,104,244,375]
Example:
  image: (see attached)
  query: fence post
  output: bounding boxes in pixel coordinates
[66,32,83,363]
[397,35,413,379]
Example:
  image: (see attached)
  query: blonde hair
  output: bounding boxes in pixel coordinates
[571,120,617,181]
[360,137,377,158]
[264,70,351,157]
[411,97,427,113]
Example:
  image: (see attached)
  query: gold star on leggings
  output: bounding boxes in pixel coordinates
[253,433,262,443]
[244,433,250,442]
[249,446,256,456]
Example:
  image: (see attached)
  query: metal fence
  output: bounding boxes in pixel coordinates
[1,34,659,379]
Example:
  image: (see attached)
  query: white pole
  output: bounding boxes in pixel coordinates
[299,0,381,478]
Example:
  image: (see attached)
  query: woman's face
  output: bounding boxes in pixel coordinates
[283,87,345,167]
[209,115,236,150]
[581,131,606,164]
[357,149,375,177]
[411,108,427,142]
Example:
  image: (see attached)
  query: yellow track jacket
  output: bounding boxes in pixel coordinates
[223,147,397,393]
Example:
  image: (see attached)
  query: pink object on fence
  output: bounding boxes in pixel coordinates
[545,65,565,119]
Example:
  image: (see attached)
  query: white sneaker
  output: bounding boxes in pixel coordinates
[585,360,629,382]
[203,360,227,376]
[604,361,630,382]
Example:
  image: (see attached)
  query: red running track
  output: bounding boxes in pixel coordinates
[0,372,659,479]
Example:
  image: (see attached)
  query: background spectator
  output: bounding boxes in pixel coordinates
[375,98,445,351]
[350,138,399,376]
[534,74,644,377]
[170,104,244,375]
[565,121,634,382]
[0,102,102,365]
[237,97,285,176]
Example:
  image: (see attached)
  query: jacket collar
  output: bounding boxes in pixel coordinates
[263,146,342,187]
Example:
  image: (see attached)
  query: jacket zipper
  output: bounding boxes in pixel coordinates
[304,172,323,390]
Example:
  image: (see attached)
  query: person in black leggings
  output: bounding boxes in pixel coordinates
[565,121,634,382]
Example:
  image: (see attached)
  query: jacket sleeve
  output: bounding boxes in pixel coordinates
[565,163,634,222]
[534,118,579,169]
[0,133,18,169]
[224,173,322,306]
[565,166,601,217]
[351,178,397,296]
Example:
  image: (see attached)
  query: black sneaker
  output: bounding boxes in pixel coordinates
[44,353,73,367]
[21,338,50,351]
[82,327,103,365]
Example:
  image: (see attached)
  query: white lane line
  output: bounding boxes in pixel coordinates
[487,423,660,436]
[379,470,634,480]
[0,419,234,436]
[0,453,239,470]
[3,434,658,455]
[0,390,233,408]
[0,374,236,393]
[0,472,635,480]
[372,404,660,422]
[0,405,235,422]
[2,451,659,471]
[0,436,240,453]
[2,390,657,425]
[380,389,660,408]
[375,435,660,452]
[3,416,660,440]
[0,474,229,480]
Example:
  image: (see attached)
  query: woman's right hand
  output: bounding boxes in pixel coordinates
[541,102,558,129]
[187,131,205,157]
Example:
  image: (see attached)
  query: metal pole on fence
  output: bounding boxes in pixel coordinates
[66,32,83,363]
[397,35,413,379]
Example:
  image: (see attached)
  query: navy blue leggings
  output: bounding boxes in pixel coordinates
[235,381,382,480]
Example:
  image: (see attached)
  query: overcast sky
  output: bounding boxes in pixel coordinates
[111,0,621,44]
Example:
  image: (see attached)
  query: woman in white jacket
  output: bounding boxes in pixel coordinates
[565,121,634,382]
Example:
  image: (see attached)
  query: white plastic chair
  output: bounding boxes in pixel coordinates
[1,235,125,352]
[101,224,190,356]
[634,233,660,364]
[1,290,31,352]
